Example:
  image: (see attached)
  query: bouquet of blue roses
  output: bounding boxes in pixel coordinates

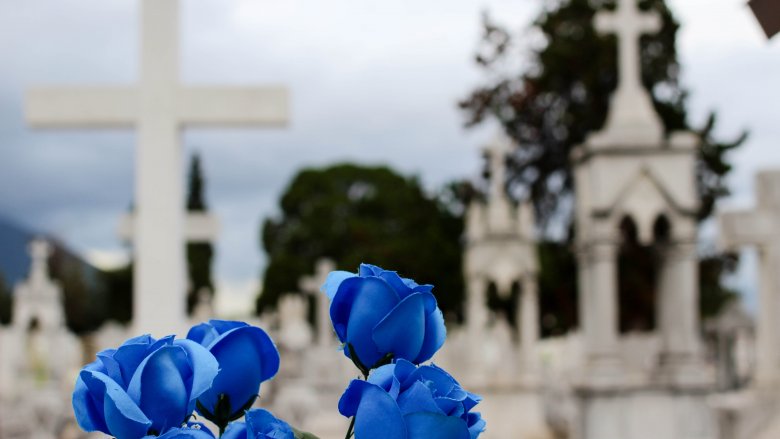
[73,264,486,439]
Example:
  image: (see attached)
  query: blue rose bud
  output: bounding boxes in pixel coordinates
[72,334,219,439]
[323,264,447,369]
[220,409,294,439]
[338,359,486,439]
[186,320,280,427]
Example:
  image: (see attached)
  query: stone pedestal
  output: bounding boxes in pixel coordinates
[573,386,717,439]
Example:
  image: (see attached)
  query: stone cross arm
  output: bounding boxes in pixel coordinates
[26,86,289,128]
[26,87,137,127]
[118,212,219,243]
[718,210,775,251]
[595,2,661,36]
[299,259,336,294]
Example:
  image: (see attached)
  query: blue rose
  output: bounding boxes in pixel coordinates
[338,359,486,439]
[186,320,280,426]
[323,264,447,369]
[73,334,219,439]
[220,409,294,439]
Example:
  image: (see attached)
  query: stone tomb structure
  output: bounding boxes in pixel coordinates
[25,0,289,337]
[568,0,717,437]
[464,133,540,384]
[0,239,81,439]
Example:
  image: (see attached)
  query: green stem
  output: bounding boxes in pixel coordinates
[345,416,356,439]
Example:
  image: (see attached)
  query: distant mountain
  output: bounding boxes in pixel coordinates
[0,215,107,332]
[0,216,38,288]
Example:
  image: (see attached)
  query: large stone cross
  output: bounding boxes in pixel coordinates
[299,259,336,347]
[25,0,288,337]
[719,171,780,386]
[592,0,664,146]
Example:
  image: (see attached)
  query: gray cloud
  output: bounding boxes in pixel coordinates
[0,0,777,312]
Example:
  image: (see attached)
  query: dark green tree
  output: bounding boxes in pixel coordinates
[186,152,214,314]
[461,0,744,328]
[257,164,464,319]
[49,245,105,334]
[102,264,133,324]
[0,273,10,325]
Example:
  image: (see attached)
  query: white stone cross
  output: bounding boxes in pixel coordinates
[28,238,52,283]
[719,171,780,386]
[484,133,513,202]
[25,0,289,337]
[299,259,336,347]
[591,0,664,146]
[483,133,514,234]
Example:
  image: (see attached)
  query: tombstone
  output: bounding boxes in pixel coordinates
[299,258,337,348]
[0,238,81,439]
[704,301,755,391]
[464,132,540,382]
[277,294,313,355]
[719,170,780,387]
[573,0,706,389]
[25,0,289,337]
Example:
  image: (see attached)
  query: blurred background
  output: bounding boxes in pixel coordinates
[0,0,778,438]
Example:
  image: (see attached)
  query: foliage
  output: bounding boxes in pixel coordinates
[101,264,133,324]
[700,252,739,318]
[48,245,105,334]
[0,273,10,325]
[460,0,745,325]
[257,164,464,319]
[461,0,745,225]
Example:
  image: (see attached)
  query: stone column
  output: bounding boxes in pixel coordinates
[658,241,705,385]
[755,246,779,386]
[467,277,489,344]
[519,275,540,378]
[583,242,622,383]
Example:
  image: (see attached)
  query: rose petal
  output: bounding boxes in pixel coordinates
[404,412,469,439]
[127,346,190,434]
[332,277,399,366]
[322,270,356,300]
[341,381,406,439]
[414,307,447,364]
[82,371,151,439]
[372,293,433,362]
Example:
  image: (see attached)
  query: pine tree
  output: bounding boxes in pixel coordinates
[460,0,743,332]
[0,273,10,325]
[186,153,214,314]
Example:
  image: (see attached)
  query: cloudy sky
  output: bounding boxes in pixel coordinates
[0,0,777,315]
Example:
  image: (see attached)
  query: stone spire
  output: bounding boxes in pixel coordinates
[589,0,663,148]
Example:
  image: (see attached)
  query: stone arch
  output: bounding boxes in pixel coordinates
[486,279,520,329]
[27,316,40,333]
[653,213,672,244]
[617,215,659,333]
